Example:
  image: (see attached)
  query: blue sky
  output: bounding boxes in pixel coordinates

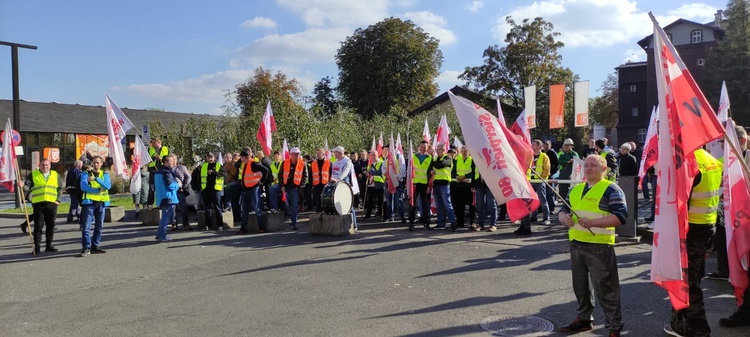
[0,0,727,115]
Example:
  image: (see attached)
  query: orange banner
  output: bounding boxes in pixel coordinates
[75,134,110,162]
[549,84,565,129]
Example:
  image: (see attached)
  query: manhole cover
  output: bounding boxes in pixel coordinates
[480,315,554,336]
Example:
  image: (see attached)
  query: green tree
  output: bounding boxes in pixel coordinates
[336,17,443,119]
[459,17,578,141]
[706,0,750,126]
[311,76,338,116]
[589,72,619,129]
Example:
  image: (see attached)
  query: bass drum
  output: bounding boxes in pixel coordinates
[321,181,353,215]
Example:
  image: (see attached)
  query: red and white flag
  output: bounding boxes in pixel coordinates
[129,136,152,195]
[324,137,331,160]
[649,13,725,310]
[422,118,431,142]
[369,136,377,166]
[407,141,415,206]
[265,100,277,132]
[282,139,290,160]
[106,98,129,178]
[448,91,539,221]
[106,94,135,134]
[386,133,400,194]
[708,82,730,159]
[723,118,750,305]
[639,106,658,179]
[510,109,532,145]
[377,132,384,157]
[453,136,463,150]
[395,133,404,156]
[0,119,17,192]
[571,157,585,181]
[256,105,272,155]
[496,97,506,127]
[524,85,537,129]
[435,114,451,149]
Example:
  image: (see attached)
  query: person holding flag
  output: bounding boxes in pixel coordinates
[20,159,64,254]
[383,143,404,223]
[268,151,284,214]
[147,138,169,206]
[432,143,457,230]
[515,139,551,236]
[472,162,497,232]
[363,150,386,221]
[557,154,628,336]
[237,149,269,235]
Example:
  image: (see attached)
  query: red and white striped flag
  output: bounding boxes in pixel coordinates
[509,109,532,145]
[407,141,415,206]
[0,119,17,192]
[448,91,539,221]
[282,139,290,160]
[386,133,399,194]
[266,100,277,132]
[422,118,431,143]
[256,104,272,155]
[496,97,506,127]
[106,98,129,178]
[377,132,384,157]
[723,118,750,305]
[649,12,725,310]
[435,114,451,150]
[129,136,152,195]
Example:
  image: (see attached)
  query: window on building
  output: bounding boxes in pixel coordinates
[632,107,639,117]
[697,58,705,66]
[667,33,673,42]
[629,84,637,93]
[638,128,647,143]
[691,30,702,43]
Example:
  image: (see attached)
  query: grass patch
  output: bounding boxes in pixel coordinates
[0,195,135,214]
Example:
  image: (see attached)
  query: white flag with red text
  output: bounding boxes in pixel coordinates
[524,86,537,129]
[386,133,399,194]
[106,94,135,134]
[129,136,152,195]
[377,132,384,157]
[266,100,277,132]
[448,91,539,221]
[324,137,331,160]
[510,109,532,145]
[106,99,129,178]
[571,157,585,181]
[0,119,17,192]
[723,118,750,305]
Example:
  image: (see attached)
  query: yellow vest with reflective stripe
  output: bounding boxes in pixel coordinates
[569,180,617,245]
[85,171,110,203]
[526,152,548,179]
[433,155,452,181]
[413,154,432,184]
[688,149,722,224]
[147,146,169,168]
[369,159,384,184]
[271,161,282,184]
[30,170,59,203]
[200,162,224,191]
[454,155,473,183]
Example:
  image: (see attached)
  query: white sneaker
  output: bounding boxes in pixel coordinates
[646,222,655,229]
[542,220,551,225]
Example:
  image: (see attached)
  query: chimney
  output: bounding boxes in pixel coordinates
[715,10,724,28]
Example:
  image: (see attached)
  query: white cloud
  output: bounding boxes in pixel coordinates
[276,0,389,27]
[114,70,252,103]
[492,1,717,48]
[466,1,484,12]
[241,16,278,29]
[623,48,646,63]
[436,70,464,91]
[232,27,351,67]
[403,11,457,45]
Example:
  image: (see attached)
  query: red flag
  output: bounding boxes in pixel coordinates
[435,114,451,150]
[377,132,384,158]
[649,12,724,310]
[256,106,272,155]
[448,92,539,221]
[386,133,399,195]
[500,122,533,174]
[723,118,750,305]
[549,84,565,129]
[639,106,658,179]
[0,119,17,192]
[265,100,277,132]
[510,109,532,145]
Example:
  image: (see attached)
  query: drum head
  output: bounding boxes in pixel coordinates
[333,182,353,215]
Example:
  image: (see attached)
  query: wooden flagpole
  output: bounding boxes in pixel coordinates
[14,158,34,254]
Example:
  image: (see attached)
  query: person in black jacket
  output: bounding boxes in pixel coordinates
[191,152,226,231]
[543,140,559,213]
[65,160,83,224]
[617,143,638,177]
[238,150,270,235]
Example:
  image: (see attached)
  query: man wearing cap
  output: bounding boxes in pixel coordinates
[282,147,307,230]
[237,149,269,235]
[192,152,226,231]
[311,148,332,213]
[451,145,475,231]
[330,146,358,230]
[558,138,580,201]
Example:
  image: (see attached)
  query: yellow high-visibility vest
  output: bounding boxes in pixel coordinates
[84,171,110,203]
[527,152,548,179]
[147,146,169,168]
[454,155,473,183]
[433,155,452,181]
[200,162,224,191]
[412,154,432,184]
[30,170,59,203]
[568,180,617,245]
[688,149,722,224]
[368,159,384,184]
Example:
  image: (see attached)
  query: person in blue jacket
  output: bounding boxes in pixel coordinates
[154,154,179,242]
[79,156,111,257]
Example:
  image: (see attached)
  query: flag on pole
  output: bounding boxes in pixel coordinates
[448,91,540,221]
[324,137,331,160]
[217,151,224,165]
[257,105,272,155]
[524,86,537,129]
[377,132,384,157]
[407,141,415,206]
[496,97,506,127]
[0,119,17,192]
[510,109,532,145]
[422,118,431,142]
[723,117,750,305]
[639,106,659,179]
[435,114,451,149]
[574,81,589,127]
[571,157,585,181]
[265,100,277,132]
[282,139,290,160]
[396,133,406,174]
[649,12,725,310]
[386,133,399,194]
[453,136,463,150]
[708,82,730,159]
[106,99,128,178]
[105,94,135,134]
[129,136,152,195]
[549,84,565,129]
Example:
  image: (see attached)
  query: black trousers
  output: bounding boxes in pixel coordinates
[712,200,729,275]
[33,202,57,248]
[408,183,430,224]
[671,224,714,336]
[313,184,324,213]
[147,170,156,206]
[201,190,224,229]
[365,187,384,218]
[452,184,475,225]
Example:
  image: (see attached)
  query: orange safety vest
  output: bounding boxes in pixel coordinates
[283,159,305,186]
[311,160,330,186]
[242,161,262,188]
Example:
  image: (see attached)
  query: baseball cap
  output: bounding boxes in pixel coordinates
[333,146,345,153]
[240,150,251,157]
[290,147,301,154]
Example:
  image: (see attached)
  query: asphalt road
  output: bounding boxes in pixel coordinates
[0,210,746,337]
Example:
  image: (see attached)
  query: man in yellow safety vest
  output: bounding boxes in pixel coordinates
[515,139,551,235]
[21,158,63,254]
[191,152,226,231]
[147,138,169,206]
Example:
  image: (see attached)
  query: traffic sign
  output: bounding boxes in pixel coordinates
[1,129,21,146]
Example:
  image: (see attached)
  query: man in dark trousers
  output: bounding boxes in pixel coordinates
[65,160,83,223]
[238,149,270,235]
[543,140,559,213]
[22,159,63,254]
[192,152,226,231]
[310,148,331,213]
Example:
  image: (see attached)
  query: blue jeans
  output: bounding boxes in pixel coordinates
[80,202,105,249]
[157,204,175,240]
[241,187,262,230]
[433,184,456,226]
[531,183,549,221]
[475,186,497,227]
[385,186,405,220]
[285,187,300,226]
[269,183,281,210]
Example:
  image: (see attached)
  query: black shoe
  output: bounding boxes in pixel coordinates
[514,227,532,236]
[450,223,457,232]
[645,216,654,221]
[20,223,27,234]
[663,323,686,337]
[423,224,433,231]
[363,216,371,220]
[135,210,141,218]
[91,247,106,254]
[719,312,750,327]
[79,249,91,257]
[559,318,593,332]
[45,246,58,252]
[292,225,299,231]
[705,272,729,280]
[408,223,414,231]
[33,247,41,255]
[184,225,194,231]
[435,224,445,228]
